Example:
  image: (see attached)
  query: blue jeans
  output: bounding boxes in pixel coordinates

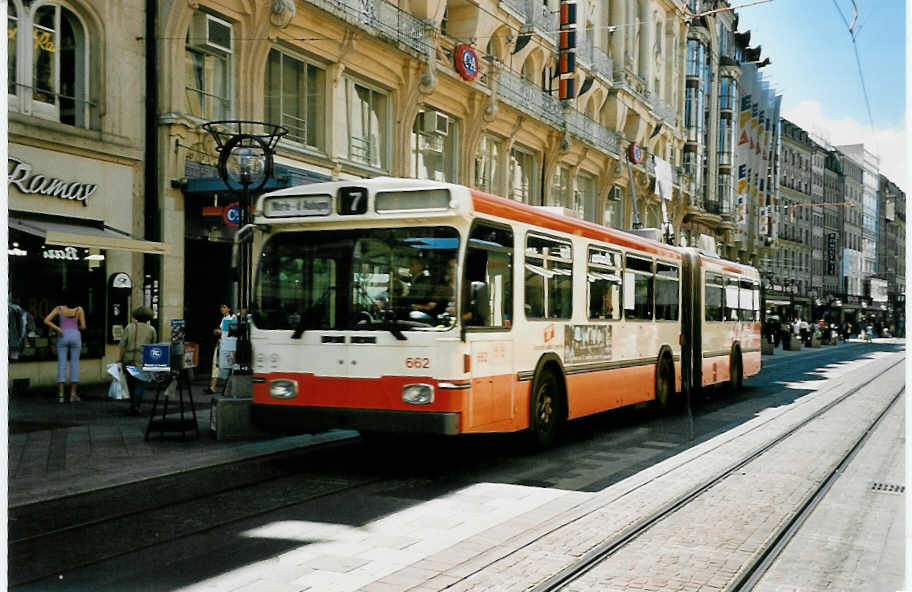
[57,329,82,383]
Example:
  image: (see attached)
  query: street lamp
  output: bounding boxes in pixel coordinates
[202,121,288,374]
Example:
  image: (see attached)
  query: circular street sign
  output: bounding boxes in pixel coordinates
[454,44,479,81]
[627,142,643,164]
[223,202,240,227]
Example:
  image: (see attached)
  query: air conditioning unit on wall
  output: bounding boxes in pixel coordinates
[608,185,623,202]
[419,111,449,136]
[190,12,232,54]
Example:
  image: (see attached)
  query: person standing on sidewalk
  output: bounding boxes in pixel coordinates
[118,306,157,415]
[44,295,86,403]
[205,303,236,394]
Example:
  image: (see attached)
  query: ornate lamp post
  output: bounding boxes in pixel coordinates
[202,121,287,373]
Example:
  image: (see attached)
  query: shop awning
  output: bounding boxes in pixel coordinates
[10,216,170,255]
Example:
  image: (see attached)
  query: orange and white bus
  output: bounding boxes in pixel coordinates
[248,177,761,444]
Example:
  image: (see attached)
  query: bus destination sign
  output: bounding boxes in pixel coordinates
[264,195,332,218]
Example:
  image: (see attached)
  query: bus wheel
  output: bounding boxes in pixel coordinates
[730,351,744,393]
[655,354,677,413]
[530,371,563,447]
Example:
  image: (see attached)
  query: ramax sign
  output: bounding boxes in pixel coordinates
[8,157,96,206]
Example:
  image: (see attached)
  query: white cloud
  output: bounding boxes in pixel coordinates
[782,100,907,193]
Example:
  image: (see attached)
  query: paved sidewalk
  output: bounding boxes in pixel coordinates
[8,378,355,508]
[7,338,902,509]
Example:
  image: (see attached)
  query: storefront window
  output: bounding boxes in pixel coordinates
[8,233,106,362]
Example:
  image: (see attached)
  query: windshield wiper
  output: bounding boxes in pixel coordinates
[382,309,407,341]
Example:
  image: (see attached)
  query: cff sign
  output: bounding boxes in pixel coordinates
[223,202,240,227]
[453,44,479,81]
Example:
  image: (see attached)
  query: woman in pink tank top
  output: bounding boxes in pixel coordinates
[44,295,87,403]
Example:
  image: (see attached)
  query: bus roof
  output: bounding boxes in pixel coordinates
[254,178,757,275]
[469,189,682,261]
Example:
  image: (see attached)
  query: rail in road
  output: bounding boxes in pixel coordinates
[530,355,904,591]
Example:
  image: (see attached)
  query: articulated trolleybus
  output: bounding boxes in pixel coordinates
[249,178,761,444]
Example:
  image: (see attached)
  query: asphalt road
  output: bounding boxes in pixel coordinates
[15,341,904,591]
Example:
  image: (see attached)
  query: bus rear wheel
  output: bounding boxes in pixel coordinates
[530,371,563,447]
[730,351,743,393]
[655,354,677,413]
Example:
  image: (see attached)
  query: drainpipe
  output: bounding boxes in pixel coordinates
[144,0,160,331]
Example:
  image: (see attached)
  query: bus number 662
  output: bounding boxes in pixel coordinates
[405,357,430,368]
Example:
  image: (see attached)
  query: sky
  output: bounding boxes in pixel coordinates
[734,0,906,192]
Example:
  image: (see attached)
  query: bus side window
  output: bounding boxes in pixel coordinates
[655,263,679,321]
[739,279,754,321]
[724,277,739,321]
[623,255,653,320]
[704,273,724,321]
[752,283,761,321]
[464,224,513,328]
[587,247,621,321]
[524,235,572,320]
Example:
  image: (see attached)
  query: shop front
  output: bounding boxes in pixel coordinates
[179,161,329,370]
[8,145,167,389]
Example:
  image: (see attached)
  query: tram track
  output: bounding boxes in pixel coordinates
[8,437,374,588]
[526,354,905,592]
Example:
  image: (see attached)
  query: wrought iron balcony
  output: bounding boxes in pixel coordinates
[302,0,432,57]
[498,68,619,156]
[499,0,556,44]
[576,31,613,81]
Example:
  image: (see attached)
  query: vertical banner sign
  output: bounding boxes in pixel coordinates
[827,233,837,275]
[559,0,576,100]
[770,94,782,241]
[759,206,768,235]
[734,65,754,242]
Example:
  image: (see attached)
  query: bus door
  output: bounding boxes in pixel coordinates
[462,223,515,429]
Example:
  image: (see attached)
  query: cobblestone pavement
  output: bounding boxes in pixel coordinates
[752,377,905,592]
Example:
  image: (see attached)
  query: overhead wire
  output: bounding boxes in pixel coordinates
[829,0,878,155]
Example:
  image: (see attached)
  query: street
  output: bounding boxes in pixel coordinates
[10,340,904,591]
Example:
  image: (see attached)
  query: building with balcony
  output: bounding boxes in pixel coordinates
[153,0,694,349]
[763,119,813,319]
[678,2,777,263]
[877,175,905,334]
[836,149,865,321]
[837,144,880,280]
[7,0,166,388]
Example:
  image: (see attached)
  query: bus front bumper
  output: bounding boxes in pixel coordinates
[251,403,460,436]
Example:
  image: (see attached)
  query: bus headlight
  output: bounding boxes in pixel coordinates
[269,379,298,399]
[402,383,434,405]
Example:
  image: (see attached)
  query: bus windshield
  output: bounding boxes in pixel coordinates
[253,227,459,333]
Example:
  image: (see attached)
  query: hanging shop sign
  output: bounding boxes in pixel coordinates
[8,157,96,206]
[453,44,479,81]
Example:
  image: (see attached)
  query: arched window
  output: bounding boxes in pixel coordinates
[8,2,18,98]
[8,2,90,127]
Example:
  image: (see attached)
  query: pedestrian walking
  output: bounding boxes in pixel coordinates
[799,318,809,345]
[206,303,236,394]
[118,306,157,415]
[44,294,86,403]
